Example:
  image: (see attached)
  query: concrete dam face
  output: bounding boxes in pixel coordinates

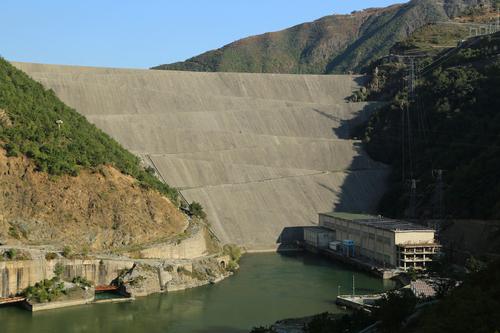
[14,62,389,250]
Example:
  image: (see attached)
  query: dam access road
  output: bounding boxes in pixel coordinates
[14,62,389,250]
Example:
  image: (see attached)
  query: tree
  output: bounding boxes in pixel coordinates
[373,289,417,332]
[189,201,206,219]
[4,248,17,260]
[62,246,72,258]
[53,263,65,280]
[465,255,486,273]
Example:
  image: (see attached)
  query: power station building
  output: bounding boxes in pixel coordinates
[318,212,440,270]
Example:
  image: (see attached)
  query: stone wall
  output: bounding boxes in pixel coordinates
[135,225,209,259]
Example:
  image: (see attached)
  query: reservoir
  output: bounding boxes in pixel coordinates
[0,253,394,333]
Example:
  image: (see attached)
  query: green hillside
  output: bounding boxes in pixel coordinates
[153,0,491,74]
[362,32,500,218]
[0,58,178,201]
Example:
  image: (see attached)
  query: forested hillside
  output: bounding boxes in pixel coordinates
[362,32,500,218]
[153,0,491,74]
[0,58,177,201]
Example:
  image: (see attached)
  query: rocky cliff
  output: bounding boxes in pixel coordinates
[0,148,187,252]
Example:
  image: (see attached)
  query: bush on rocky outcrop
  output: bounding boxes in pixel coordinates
[189,201,206,219]
[44,252,58,260]
[62,246,73,258]
[72,276,92,288]
[223,244,242,262]
[23,278,66,303]
[223,244,242,272]
[1,248,31,261]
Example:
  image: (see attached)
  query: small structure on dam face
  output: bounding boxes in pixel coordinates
[13,62,390,250]
[318,212,440,270]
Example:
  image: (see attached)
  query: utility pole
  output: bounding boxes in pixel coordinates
[496,5,500,33]
[433,169,445,239]
[408,179,418,220]
[352,275,355,296]
[433,169,444,219]
[409,58,416,103]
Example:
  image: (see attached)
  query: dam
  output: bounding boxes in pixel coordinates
[13,62,389,250]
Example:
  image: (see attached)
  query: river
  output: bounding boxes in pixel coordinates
[0,253,394,333]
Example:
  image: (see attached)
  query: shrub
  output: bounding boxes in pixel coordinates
[2,248,31,261]
[189,201,206,219]
[45,252,58,260]
[23,278,66,303]
[223,244,242,263]
[8,226,20,240]
[4,248,17,260]
[62,246,73,258]
[53,263,65,280]
[373,290,417,332]
[72,276,93,288]
[226,260,239,273]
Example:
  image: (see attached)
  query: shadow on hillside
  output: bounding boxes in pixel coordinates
[312,102,380,140]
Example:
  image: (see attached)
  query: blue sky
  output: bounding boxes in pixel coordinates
[1,0,405,68]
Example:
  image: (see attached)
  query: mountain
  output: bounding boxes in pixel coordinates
[0,58,186,251]
[153,0,491,74]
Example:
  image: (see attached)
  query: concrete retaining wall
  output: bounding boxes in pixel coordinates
[0,259,134,298]
[24,296,95,312]
[137,225,208,259]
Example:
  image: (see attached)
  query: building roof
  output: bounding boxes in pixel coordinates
[320,212,434,232]
[304,227,335,234]
[320,212,380,221]
[410,280,436,298]
[357,219,434,232]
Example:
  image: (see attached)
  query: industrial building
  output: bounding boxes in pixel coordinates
[303,227,336,249]
[318,212,440,270]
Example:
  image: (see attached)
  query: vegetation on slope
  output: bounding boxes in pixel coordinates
[0,58,191,251]
[0,57,178,202]
[362,31,500,218]
[153,0,493,74]
[404,259,500,333]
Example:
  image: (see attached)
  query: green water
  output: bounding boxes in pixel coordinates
[0,253,394,333]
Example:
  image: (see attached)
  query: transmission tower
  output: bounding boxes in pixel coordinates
[408,179,418,220]
[432,169,445,239]
[402,57,422,220]
[433,169,445,219]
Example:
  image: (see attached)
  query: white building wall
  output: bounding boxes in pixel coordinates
[394,231,435,245]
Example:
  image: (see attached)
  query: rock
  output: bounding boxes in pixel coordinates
[120,256,230,297]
